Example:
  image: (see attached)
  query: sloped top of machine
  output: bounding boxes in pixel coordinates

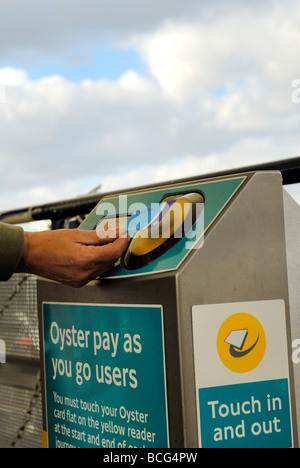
[80,173,251,279]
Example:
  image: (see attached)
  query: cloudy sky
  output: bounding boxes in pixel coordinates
[0,0,299,226]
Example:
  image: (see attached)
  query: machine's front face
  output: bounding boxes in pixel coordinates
[38,172,298,449]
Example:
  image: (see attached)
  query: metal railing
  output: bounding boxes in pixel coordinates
[0,156,299,226]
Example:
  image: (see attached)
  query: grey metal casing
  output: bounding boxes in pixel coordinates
[284,189,300,442]
[37,171,298,447]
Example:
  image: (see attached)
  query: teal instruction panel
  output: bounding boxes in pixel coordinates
[199,379,292,448]
[42,303,169,448]
[79,175,247,278]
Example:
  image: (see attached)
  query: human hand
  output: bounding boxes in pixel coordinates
[17,228,128,288]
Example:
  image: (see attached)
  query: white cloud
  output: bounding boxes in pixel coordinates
[99,137,298,193]
[0,0,300,217]
[0,67,28,86]
[136,5,300,102]
[0,0,237,58]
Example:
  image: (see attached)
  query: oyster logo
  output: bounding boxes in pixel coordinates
[217,313,266,374]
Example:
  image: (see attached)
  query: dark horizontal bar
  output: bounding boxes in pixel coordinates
[0,157,299,225]
[207,156,300,185]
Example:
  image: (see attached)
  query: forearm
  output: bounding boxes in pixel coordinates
[0,223,25,281]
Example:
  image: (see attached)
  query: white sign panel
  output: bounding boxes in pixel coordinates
[192,300,293,448]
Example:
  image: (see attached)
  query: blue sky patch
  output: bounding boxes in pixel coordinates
[0,43,147,82]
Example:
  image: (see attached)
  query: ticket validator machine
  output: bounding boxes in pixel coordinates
[38,171,298,448]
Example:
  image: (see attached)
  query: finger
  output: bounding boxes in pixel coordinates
[91,236,128,263]
[96,225,127,241]
[96,226,117,240]
[75,228,122,246]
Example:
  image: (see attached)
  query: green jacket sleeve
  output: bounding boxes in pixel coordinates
[0,223,25,281]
